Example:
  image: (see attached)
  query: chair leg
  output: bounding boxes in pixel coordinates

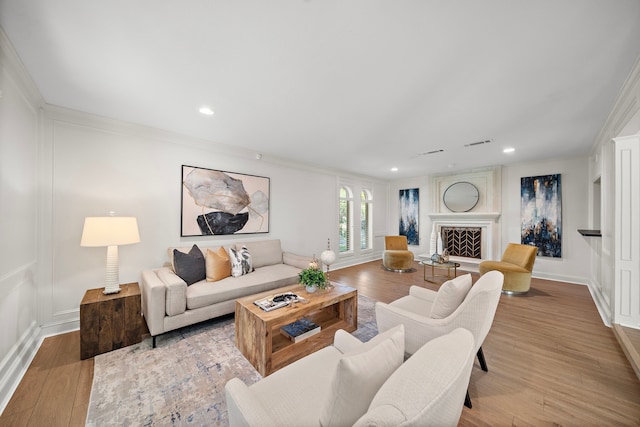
[464,390,472,408]
[477,346,488,372]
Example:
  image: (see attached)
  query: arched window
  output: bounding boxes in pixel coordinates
[361,189,373,250]
[339,186,353,252]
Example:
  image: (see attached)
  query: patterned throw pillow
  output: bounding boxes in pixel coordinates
[173,244,205,285]
[228,246,254,277]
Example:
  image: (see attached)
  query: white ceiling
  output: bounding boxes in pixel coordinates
[2,1,640,180]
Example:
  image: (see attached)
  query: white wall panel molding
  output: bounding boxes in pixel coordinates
[0,321,40,414]
[0,27,42,414]
[614,134,640,328]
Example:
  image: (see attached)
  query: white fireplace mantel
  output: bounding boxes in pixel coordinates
[428,212,501,222]
[427,212,502,265]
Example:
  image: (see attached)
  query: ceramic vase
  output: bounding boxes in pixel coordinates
[430,225,437,255]
[306,284,317,294]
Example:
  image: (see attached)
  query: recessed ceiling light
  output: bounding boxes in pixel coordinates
[199,106,214,116]
[503,147,515,153]
[391,167,398,172]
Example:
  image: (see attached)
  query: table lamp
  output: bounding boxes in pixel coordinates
[81,215,140,294]
[320,238,336,281]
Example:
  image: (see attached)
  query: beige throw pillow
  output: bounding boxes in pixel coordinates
[430,273,473,319]
[205,247,231,282]
[319,325,405,427]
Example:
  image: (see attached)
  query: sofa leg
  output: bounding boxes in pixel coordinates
[464,390,472,408]
[152,335,157,348]
[477,347,488,372]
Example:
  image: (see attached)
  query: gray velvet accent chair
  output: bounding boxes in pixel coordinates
[375,271,504,408]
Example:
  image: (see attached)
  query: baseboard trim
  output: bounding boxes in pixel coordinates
[0,322,42,415]
[0,317,79,415]
[612,324,640,381]
[586,281,612,327]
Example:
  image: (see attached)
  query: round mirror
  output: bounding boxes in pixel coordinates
[443,182,479,212]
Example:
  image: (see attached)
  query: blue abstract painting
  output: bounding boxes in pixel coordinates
[399,188,419,246]
[521,174,562,258]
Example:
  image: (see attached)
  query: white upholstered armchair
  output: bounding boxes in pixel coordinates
[225,326,476,427]
[375,271,503,408]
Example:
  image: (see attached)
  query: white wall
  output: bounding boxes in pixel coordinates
[589,54,640,326]
[0,30,42,411]
[388,176,431,256]
[38,107,389,334]
[502,156,591,284]
[389,159,591,285]
[0,25,389,408]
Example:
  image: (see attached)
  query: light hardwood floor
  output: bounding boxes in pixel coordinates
[2,260,640,426]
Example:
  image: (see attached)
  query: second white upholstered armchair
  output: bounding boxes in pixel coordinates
[375,270,503,408]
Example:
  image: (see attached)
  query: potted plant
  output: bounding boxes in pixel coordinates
[298,258,328,293]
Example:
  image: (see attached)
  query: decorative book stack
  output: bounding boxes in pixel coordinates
[280,318,321,343]
[254,297,289,312]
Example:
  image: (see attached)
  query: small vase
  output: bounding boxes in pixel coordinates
[442,248,450,263]
[305,284,318,294]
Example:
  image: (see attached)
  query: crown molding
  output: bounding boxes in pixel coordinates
[0,27,44,108]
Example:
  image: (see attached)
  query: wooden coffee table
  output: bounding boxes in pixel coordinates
[235,283,358,376]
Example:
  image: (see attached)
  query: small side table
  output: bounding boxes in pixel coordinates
[420,260,461,283]
[80,282,143,359]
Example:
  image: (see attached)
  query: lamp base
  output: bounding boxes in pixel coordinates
[103,245,121,295]
[103,286,121,295]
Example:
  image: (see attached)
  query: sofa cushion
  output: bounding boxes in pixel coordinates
[186,263,301,310]
[206,247,231,282]
[319,325,405,427]
[238,239,283,268]
[283,252,312,269]
[430,273,472,319]
[173,245,205,285]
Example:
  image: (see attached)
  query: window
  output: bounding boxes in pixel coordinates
[361,189,372,250]
[339,186,353,252]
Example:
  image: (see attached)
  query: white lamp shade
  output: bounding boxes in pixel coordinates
[81,217,140,247]
[321,249,336,266]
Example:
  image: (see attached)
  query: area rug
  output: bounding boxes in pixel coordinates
[86,294,378,426]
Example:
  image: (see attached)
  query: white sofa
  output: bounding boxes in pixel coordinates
[140,239,312,347]
[225,325,476,427]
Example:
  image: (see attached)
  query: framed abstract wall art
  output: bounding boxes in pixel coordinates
[399,188,419,246]
[181,165,270,236]
[521,174,562,258]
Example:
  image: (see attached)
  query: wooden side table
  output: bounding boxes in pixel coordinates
[80,282,143,359]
